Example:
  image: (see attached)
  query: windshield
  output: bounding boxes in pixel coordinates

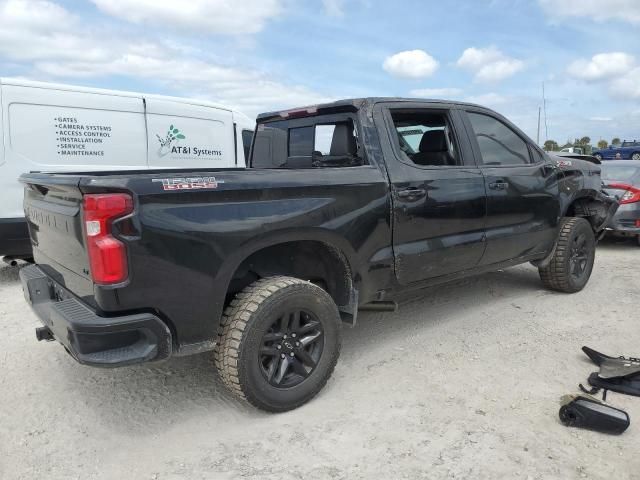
[601,165,639,182]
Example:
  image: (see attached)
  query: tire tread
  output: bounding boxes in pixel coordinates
[214,276,340,410]
[539,217,594,293]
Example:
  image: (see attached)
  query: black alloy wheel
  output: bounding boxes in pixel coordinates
[260,310,324,388]
[215,276,341,412]
[538,217,596,293]
[569,232,589,280]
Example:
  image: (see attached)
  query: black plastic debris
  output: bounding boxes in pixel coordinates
[582,346,640,397]
[559,395,630,435]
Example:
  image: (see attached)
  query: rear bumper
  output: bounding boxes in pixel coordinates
[20,264,172,367]
[0,217,32,257]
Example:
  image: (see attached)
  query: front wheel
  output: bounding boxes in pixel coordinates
[632,152,640,160]
[215,276,342,412]
[539,217,596,293]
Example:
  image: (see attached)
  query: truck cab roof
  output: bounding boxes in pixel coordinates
[256,97,487,122]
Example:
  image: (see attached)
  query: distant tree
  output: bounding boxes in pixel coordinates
[579,136,591,145]
[612,137,621,146]
[544,140,559,151]
[597,140,608,149]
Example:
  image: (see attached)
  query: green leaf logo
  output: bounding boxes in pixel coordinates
[157,125,186,155]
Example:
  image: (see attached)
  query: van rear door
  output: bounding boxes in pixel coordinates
[1,82,147,220]
[144,98,236,168]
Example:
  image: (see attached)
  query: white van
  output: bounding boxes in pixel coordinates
[0,78,254,259]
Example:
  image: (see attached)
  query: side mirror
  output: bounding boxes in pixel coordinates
[559,395,630,434]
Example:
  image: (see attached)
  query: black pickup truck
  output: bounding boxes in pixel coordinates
[19,98,617,411]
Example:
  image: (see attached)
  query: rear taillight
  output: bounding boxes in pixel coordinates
[607,183,640,205]
[82,193,133,285]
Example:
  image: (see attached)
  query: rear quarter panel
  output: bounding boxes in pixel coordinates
[556,158,596,209]
[92,167,393,348]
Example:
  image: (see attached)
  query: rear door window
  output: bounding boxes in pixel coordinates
[530,147,546,163]
[389,110,461,167]
[466,112,531,166]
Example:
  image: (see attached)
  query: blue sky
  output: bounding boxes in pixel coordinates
[1,0,639,146]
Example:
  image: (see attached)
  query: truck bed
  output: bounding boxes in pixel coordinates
[20,165,393,349]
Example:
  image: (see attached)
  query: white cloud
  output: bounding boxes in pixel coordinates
[567,52,636,81]
[39,53,331,117]
[456,46,525,82]
[322,0,344,17]
[610,66,640,100]
[409,87,463,98]
[90,0,283,35]
[538,0,640,25]
[0,0,330,117]
[589,117,613,122]
[566,52,640,100]
[465,92,509,106]
[0,0,111,62]
[383,50,439,79]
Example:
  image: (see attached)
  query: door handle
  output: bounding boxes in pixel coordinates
[397,188,427,200]
[488,181,508,190]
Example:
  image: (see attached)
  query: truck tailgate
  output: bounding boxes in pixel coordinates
[22,174,94,298]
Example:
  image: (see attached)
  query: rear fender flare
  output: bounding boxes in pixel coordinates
[214,228,358,306]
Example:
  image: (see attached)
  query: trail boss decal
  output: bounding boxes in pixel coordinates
[152,177,225,191]
[557,159,573,167]
[156,125,223,159]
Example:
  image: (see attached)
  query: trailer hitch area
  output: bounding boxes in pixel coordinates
[35,326,54,342]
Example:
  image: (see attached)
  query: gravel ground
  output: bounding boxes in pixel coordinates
[1,237,639,480]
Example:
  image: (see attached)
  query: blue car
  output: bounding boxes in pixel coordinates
[592,140,640,161]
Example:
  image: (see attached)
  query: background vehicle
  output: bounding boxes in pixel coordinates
[0,79,254,261]
[560,147,584,154]
[592,140,640,161]
[601,160,640,245]
[19,98,617,412]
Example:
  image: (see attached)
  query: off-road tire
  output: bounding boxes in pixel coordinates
[539,217,596,293]
[214,276,341,412]
[632,152,640,161]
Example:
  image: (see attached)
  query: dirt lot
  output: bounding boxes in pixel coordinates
[1,238,638,480]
